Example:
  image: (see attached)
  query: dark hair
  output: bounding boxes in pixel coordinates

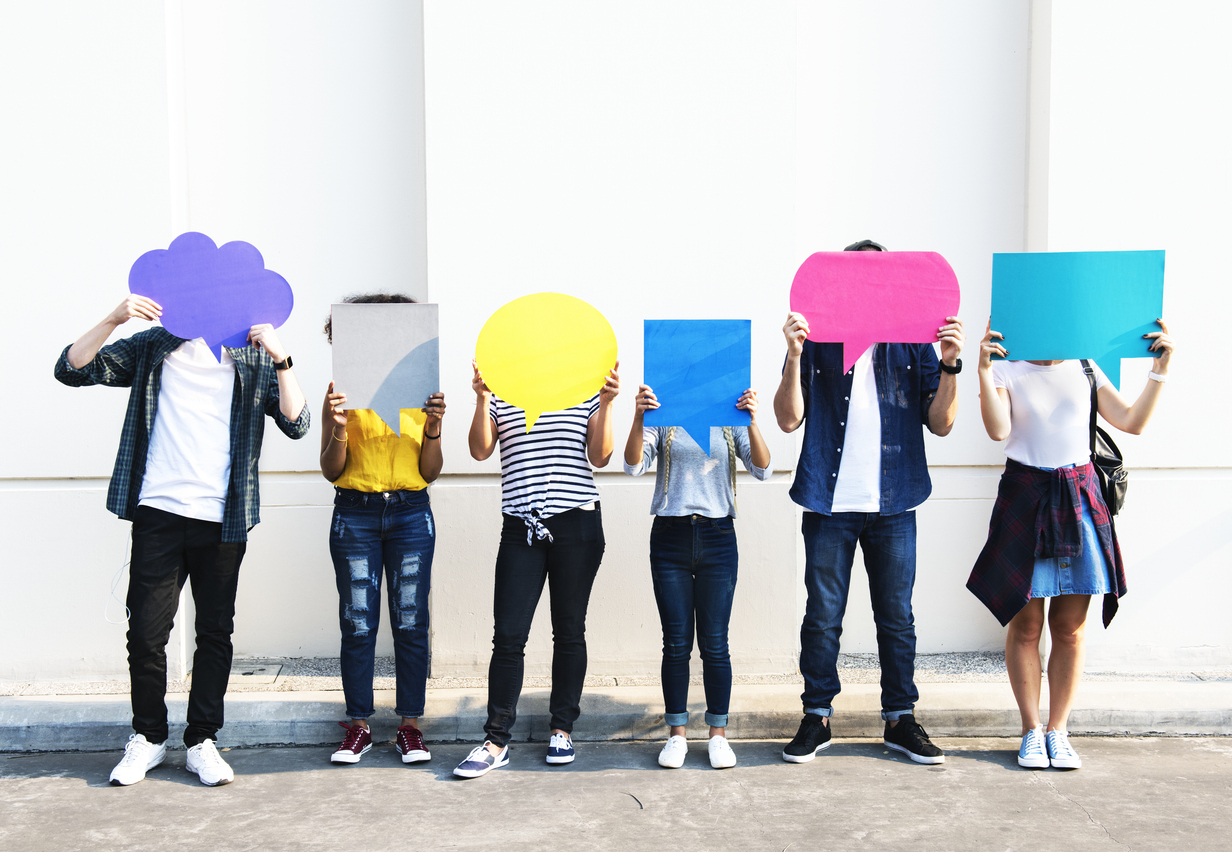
[843,239,887,251]
[323,293,417,343]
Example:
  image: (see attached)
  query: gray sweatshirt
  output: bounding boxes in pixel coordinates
[624,426,770,518]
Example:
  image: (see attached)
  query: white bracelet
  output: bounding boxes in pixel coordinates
[1148,371,1167,383]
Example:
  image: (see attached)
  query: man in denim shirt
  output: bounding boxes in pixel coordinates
[773,240,965,765]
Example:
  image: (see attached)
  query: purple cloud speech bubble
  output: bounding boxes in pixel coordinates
[129,232,294,360]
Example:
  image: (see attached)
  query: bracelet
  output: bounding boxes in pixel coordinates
[423,431,441,440]
[331,427,348,442]
[1148,371,1168,383]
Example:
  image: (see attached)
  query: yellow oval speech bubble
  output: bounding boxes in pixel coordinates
[475,293,618,432]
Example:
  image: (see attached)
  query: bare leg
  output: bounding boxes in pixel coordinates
[1045,594,1091,732]
[1006,599,1046,734]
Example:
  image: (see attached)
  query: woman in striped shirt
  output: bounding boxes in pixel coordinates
[453,358,620,778]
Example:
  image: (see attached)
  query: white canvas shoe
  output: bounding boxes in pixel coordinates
[708,735,737,769]
[185,739,235,786]
[109,733,166,786]
[658,735,688,769]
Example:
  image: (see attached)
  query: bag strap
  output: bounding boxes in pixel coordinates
[1080,359,1097,457]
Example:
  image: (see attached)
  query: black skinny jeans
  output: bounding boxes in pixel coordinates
[126,506,245,746]
[484,506,605,747]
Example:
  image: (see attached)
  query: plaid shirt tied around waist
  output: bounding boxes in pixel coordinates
[54,327,310,542]
[967,459,1126,628]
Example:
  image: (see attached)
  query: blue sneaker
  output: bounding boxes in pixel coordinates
[1017,726,1048,769]
[453,742,509,778]
[546,732,575,765]
[1046,730,1082,770]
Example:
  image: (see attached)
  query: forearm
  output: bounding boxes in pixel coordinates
[320,429,348,481]
[774,356,805,432]
[927,374,958,436]
[978,371,1011,441]
[747,422,771,469]
[67,319,121,369]
[587,403,616,468]
[623,415,646,466]
[468,394,496,460]
[277,369,306,421]
[418,430,443,482]
[1110,381,1165,435]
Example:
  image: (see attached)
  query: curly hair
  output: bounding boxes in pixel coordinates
[323,293,417,343]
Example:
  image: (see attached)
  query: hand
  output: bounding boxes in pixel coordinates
[783,312,810,357]
[424,392,446,430]
[248,324,287,362]
[633,384,659,418]
[471,359,491,397]
[599,361,620,405]
[324,382,348,429]
[107,294,162,326]
[1145,318,1174,374]
[978,319,1007,371]
[736,388,759,423]
[937,316,965,366]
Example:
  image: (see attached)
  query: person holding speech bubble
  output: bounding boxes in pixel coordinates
[623,386,771,769]
[969,318,1175,770]
[773,239,965,766]
[320,294,445,767]
[54,293,309,787]
[452,356,620,778]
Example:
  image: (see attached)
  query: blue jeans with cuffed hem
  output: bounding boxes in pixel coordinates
[650,515,737,730]
[329,488,435,720]
[799,510,919,718]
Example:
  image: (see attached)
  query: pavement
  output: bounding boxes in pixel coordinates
[3,737,1231,851]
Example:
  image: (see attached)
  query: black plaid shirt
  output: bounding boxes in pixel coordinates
[54,327,310,542]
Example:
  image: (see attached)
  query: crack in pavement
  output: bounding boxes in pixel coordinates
[1033,774,1127,848]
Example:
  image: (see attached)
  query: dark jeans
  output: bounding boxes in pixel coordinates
[329,488,435,720]
[800,510,919,720]
[484,506,605,747]
[127,506,245,747]
[649,515,738,728]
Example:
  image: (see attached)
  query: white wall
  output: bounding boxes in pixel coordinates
[2,0,1228,683]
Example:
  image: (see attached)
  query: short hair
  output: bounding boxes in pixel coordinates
[843,239,887,251]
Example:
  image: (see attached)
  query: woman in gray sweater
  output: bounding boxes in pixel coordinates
[623,384,770,769]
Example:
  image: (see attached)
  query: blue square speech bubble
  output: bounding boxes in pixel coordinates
[990,250,1165,389]
[643,319,751,452]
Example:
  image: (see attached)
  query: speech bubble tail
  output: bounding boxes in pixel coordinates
[1094,356,1122,393]
[374,403,403,437]
[841,341,873,375]
[206,340,224,362]
[525,410,542,433]
[678,421,716,456]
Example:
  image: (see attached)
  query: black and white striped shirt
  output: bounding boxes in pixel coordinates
[490,394,600,539]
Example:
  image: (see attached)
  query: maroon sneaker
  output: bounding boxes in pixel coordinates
[331,722,372,764]
[396,725,431,764]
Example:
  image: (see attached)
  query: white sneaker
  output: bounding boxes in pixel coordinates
[1046,729,1082,770]
[109,733,166,786]
[658,735,688,769]
[185,739,235,786]
[708,735,737,769]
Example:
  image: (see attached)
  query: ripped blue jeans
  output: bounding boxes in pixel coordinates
[329,487,435,720]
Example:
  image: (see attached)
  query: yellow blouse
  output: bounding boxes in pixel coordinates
[333,408,430,493]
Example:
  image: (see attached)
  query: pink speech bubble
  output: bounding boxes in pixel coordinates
[790,251,961,373]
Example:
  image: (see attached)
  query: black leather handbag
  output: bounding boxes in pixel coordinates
[1081,360,1128,515]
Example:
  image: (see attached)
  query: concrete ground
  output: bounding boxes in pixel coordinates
[2,737,1230,852]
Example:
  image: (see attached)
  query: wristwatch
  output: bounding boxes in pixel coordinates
[939,358,962,375]
[273,356,294,371]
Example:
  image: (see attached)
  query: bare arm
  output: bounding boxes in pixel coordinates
[67,295,162,369]
[624,384,658,466]
[976,320,1012,441]
[587,363,620,468]
[738,388,771,468]
[249,324,306,421]
[319,383,350,481]
[1095,319,1175,435]
[773,312,809,433]
[926,316,964,437]
[468,360,497,461]
[418,392,446,482]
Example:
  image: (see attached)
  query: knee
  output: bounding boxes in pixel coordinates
[1008,613,1044,647]
[1049,619,1086,648]
[696,634,730,665]
[661,636,693,663]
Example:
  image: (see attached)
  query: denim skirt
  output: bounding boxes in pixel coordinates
[1028,490,1113,598]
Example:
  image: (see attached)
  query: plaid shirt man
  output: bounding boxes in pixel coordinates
[967,459,1127,628]
[54,327,310,542]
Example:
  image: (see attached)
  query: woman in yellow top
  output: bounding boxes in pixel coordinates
[319,294,446,766]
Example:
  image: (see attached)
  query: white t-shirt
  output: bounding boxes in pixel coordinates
[991,360,1109,469]
[831,345,881,512]
[138,338,236,522]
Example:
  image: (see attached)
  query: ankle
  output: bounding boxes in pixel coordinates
[709,726,726,739]
[401,718,419,730]
[350,719,369,731]
[668,726,687,738]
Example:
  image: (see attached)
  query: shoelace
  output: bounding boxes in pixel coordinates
[337,722,368,751]
[118,735,151,767]
[398,727,425,751]
[467,744,496,764]
[549,734,570,751]
[195,740,227,769]
[1048,731,1076,758]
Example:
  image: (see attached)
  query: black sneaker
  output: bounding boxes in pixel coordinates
[782,715,832,763]
[883,714,945,764]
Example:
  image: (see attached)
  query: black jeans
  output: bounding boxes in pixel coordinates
[484,506,605,747]
[127,506,245,746]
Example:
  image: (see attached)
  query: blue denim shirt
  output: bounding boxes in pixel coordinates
[788,341,941,516]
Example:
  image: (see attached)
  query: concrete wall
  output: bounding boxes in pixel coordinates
[2,1,1228,682]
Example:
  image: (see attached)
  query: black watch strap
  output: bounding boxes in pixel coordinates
[273,355,294,371]
[939,358,962,375]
